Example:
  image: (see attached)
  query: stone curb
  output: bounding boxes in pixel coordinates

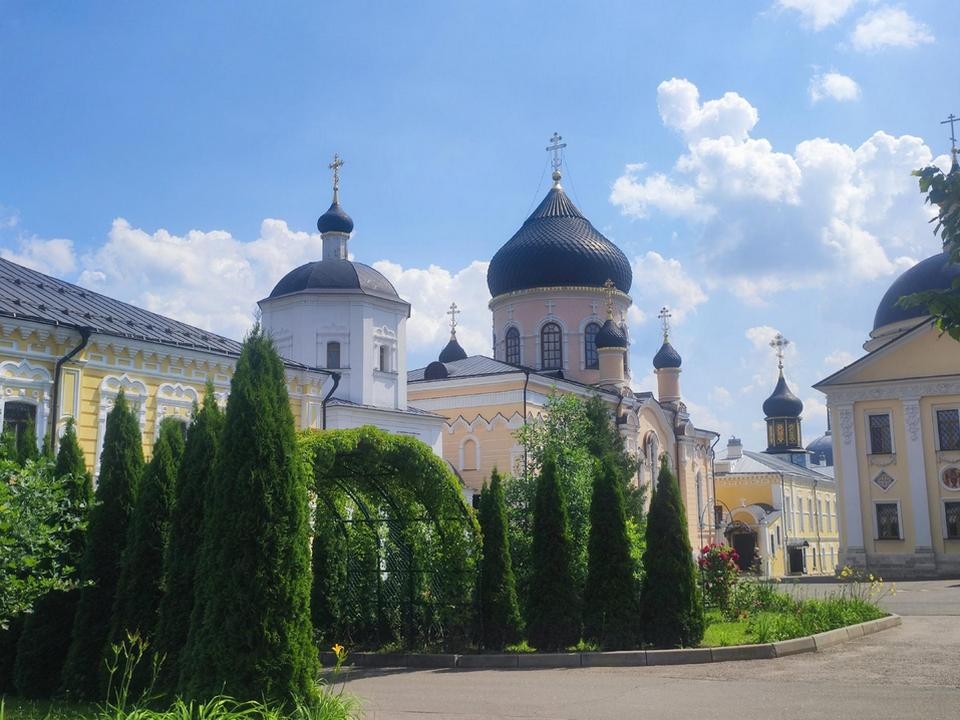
[327,614,902,670]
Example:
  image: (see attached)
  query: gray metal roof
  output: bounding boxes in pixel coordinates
[719,450,833,483]
[408,354,522,382]
[326,397,441,417]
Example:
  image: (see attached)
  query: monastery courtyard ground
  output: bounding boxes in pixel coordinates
[341,580,960,720]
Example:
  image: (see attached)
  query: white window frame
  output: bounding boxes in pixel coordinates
[942,499,960,540]
[865,410,895,456]
[933,404,960,452]
[872,499,903,541]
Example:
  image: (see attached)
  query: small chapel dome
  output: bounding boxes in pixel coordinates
[652,340,682,369]
[595,318,628,349]
[486,183,632,297]
[316,201,355,234]
[268,259,400,300]
[872,252,960,333]
[806,430,833,466]
[423,360,449,380]
[763,372,803,418]
[438,336,468,363]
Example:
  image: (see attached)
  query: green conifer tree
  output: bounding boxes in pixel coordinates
[583,456,640,650]
[16,423,39,465]
[0,431,17,462]
[639,457,704,648]
[108,419,180,650]
[310,498,347,645]
[526,454,580,651]
[14,420,93,698]
[478,469,522,650]
[62,391,143,699]
[181,327,317,703]
[154,389,222,691]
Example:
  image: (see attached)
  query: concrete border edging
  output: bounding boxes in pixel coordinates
[323,614,902,670]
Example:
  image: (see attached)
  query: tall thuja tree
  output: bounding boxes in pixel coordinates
[583,395,645,524]
[16,423,39,465]
[108,417,182,649]
[526,454,580,651]
[14,420,93,698]
[182,327,317,703]
[154,389,222,691]
[639,457,703,648]
[477,469,522,650]
[310,497,347,645]
[583,456,640,650]
[62,391,143,699]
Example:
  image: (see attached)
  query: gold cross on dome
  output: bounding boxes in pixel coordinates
[770,332,790,371]
[447,302,460,335]
[546,132,567,173]
[329,153,344,203]
[657,306,672,341]
[603,279,616,319]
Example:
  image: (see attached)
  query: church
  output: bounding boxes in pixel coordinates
[0,140,719,552]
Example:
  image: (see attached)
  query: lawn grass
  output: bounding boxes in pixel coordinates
[1,698,95,720]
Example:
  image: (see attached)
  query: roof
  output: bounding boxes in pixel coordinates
[325,397,441,417]
[762,372,803,418]
[873,252,960,331]
[268,259,402,303]
[814,317,930,389]
[595,318,627,349]
[805,430,834,467]
[438,335,468,363]
[0,256,244,357]
[653,340,682,369]
[718,450,832,483]
[316,201,354,234]
[486,185,632,297]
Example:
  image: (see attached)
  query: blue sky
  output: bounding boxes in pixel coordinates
[1,1,955,449]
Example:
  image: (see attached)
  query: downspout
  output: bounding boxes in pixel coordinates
[522,368,530,479]
[813,478,822,574]
[321,372,341,430]
[780,471,789,573]
[50,327,93,454]
[709,431,721,542]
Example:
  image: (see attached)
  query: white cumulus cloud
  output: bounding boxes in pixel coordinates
[630,251,708,324]
[1,236,77,276]
[850,7,934,51]
[774,0,859,30]
[809,72,861,103]
[609,165,711,220]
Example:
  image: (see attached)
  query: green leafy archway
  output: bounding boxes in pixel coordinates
[300,426,479,651]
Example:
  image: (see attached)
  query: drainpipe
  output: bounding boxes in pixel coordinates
[321,372,341,430]
[708,431,720,543]
[522,368,530,479]
[813,477,822,574]
[779,470,790,574]
[50,327,93,454]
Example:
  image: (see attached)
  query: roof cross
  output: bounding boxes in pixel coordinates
[770,332,790,371]
[329,153,344,204]
[546,132,567,185]
[658,306,672,341]
[447,302,460,336]
[942,113,959,162]
[603,279,616,319]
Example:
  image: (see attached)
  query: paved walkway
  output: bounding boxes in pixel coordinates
[339,580,960,720]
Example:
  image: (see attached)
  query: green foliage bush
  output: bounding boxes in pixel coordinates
[639,457,704,648]
[477,469,522,650]
[63,391,144,699]
[182,327,317,703]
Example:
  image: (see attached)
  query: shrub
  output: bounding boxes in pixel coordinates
[526,453,580,651]
[697,543,740,612]
[62,391,144,699]
[477,469,522,650]
[310,495,347,645]
[639,457,704,648]
[182,327,318,703]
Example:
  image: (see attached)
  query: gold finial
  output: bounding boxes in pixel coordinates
[942,113,959,169]
[447,302,461,337]
[603,279,616,319]
[546,132,567,187]
[328,153,344,204]
[658,306,672,342]
[770,332,790,372]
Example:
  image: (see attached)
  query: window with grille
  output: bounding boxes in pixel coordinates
[945,502,960,539]
[541,322,562,370]
[868,414,893,454]
[505,327,520,365]
[937,409,960,451]
[584,322,600,369]
[326,341,341,369]
[875,502,900,540]
[3,402,36,446]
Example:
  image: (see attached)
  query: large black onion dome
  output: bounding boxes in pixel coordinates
[317,201,354,234]
[873,252,960,331]
[595,318,627,349]
[269,259,399,300]
[423,361,449,380]
[438,336,468,362]
[763,372,803,418]
[487,186,632,297]
[806,431,833,466]
[653,340,682,369]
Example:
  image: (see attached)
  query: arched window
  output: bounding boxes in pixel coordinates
[584,322,600,369]
[3,401,36,445]
[378,345,389,372]
[620,323,629,372]
[326,341,341,369]
[505,327,520,365]
[645,433,659,487]
[541,322,562,370]
[461,437,479,471]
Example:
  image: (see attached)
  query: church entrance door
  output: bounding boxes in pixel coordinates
[730,531,757,573]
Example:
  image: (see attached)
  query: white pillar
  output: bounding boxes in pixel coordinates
[836,404,866,562]
[902,398,933,551]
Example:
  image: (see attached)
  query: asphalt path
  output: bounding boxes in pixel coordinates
[338,579,960,720]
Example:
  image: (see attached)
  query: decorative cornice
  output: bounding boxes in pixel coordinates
[823,378,960,405]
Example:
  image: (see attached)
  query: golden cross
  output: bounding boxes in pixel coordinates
[447,302,460,335]
[658,306,672,341]
[770,332,790,371]
[603,279,616,319]
[329,153,344,203]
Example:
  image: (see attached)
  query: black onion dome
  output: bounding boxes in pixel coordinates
[438,336,468,363]
[487,186,632,297]
[423,361,449,380]
[806,431,833,466]
[317,201,354,234]
[595,318,627,349]
[653,340,682,369]
[763,373,803,418]
[873,252,960,331]
[269,259,399,300]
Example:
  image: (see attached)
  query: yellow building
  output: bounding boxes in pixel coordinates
[815,249,960,578]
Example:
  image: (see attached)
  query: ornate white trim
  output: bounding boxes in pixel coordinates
[0,359,53,449]
[155,383,200,438]
[823,379,960,405]
[838,406,854,446]
[95,374,148,476]
[904,401,921,443]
